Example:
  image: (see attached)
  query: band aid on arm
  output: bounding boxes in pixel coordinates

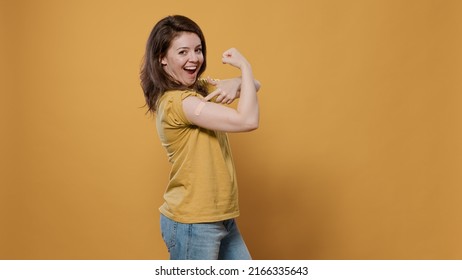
[194,101,206,116]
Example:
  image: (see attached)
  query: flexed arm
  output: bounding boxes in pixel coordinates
[183,48,259,132]
[206,76,261,104]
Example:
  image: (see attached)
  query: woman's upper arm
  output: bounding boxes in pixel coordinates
[182,96,257,132]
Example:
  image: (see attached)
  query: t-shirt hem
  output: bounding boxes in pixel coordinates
[159,208,240,224]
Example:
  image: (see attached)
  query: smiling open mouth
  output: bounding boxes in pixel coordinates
[184,66,197,75]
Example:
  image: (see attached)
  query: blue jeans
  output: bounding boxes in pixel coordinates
[160,214,252,260]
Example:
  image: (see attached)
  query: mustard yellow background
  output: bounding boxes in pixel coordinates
[1,0,461,259]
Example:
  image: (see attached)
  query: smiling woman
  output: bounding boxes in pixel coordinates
[140,15,260,260]
[140,15,209,113]
[161,32,204,87]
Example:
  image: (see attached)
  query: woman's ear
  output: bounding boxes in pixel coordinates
[160,57,167,66]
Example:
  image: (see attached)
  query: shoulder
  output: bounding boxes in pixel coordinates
[161,90,201,102]
[157,90,200,109]
[157,90,202,126]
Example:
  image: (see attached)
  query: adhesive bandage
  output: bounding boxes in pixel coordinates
[194,101,206,116]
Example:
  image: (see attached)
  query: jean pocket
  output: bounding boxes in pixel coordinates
[160,214,177,251]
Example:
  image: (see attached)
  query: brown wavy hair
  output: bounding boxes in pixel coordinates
[140,15,208,113]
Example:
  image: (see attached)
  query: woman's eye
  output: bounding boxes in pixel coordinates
[195,48,202,54]
[179,51,186,55]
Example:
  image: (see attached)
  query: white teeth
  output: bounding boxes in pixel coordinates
[184,66,197,70]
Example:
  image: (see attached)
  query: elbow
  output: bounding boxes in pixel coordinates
[250,120,259,131]
[243,119,259,132]
[232,112,259,132]
[255,80,261,92]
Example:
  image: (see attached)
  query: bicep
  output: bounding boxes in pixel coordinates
[182,96,254,132]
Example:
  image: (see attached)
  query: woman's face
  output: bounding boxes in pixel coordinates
[161,32,204,87]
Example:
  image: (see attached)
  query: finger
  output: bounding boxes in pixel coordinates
[206,76,218,86]
[220,95,230,104]
[215,91,226,103]
[222,49,233,58]
[204,88,222,101]
[221,51,233,64]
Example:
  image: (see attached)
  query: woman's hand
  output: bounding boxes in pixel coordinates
[206,77,241,104]
[221,48,250,69]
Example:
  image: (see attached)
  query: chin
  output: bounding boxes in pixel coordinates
[186,79,197,87]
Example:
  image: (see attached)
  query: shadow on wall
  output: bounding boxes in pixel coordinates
[231,134,336,260]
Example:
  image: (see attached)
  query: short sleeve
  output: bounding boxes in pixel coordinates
[161,91,200,127]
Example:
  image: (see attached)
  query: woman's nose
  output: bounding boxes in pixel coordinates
[189,52,199,62]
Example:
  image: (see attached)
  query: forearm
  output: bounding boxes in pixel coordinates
[230,77,261,92]
[236,63,259,129]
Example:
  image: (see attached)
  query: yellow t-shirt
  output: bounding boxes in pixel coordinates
[156,90,239,223]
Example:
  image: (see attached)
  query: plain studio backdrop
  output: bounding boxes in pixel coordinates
[1,0,461,259]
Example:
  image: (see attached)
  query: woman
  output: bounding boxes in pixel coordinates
[140,15,260,260]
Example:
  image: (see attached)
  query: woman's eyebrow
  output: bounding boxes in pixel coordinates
[176,44,202,51]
